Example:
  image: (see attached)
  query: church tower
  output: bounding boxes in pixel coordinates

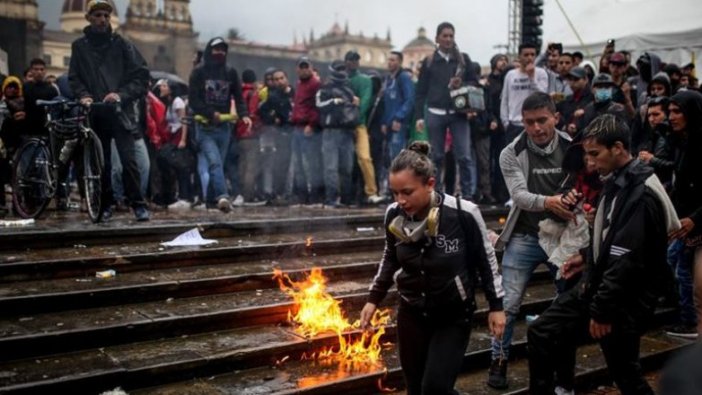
[0,0,42,75]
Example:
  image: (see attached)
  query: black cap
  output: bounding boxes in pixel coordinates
[344,50,361,62]
[210,37,227,48]
[568,67,587,80]
[297,56,311,67]
[592,73,615,87]
[329,59,347,72]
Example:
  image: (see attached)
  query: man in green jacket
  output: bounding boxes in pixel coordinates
[345,51,384,204]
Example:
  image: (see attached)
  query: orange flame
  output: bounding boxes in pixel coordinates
[272,268,391,367]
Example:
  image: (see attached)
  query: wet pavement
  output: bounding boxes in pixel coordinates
[0,203,685,395]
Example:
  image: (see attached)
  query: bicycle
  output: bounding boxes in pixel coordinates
[11,99,107,223]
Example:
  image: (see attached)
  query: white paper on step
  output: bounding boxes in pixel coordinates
[160,228,218,247]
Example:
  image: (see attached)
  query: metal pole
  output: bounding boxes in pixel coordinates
[553,0,590,57]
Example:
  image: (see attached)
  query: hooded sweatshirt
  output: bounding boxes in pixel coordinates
[188,37,248,122]
[629,52,662,108]
[669,90,702,236]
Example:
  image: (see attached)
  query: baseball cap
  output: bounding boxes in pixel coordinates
[567,66,587,80]
[344,50,361,62]
[592,73,615,87]
[209,37,227,48]
[297,56,311,67]
[86,0,113,14]
[609,52,626,65]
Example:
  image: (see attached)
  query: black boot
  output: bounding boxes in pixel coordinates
[487,358,508,389]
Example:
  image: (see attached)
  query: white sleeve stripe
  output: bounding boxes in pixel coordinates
[465,200,505,298]
[369,203,400,291]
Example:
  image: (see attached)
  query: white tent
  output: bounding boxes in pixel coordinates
[544,0,702,67]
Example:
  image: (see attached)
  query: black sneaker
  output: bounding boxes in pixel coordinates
[487,358,508,389]
[665,324,699,339]
[134,206,150,222]
[102,207,113,222]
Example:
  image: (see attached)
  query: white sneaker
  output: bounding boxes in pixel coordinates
[168,200,190,211]
[217,197,231,213]
[232,194,245,207]
[555,386,574,395]
[367,194,385,204]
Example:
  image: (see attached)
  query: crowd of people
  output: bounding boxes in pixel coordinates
[0,1,700,394]
[1,3,700,223]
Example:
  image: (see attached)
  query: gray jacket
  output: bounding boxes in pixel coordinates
[495,129,572,251]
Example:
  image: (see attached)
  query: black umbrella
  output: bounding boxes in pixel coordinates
[150,70,188,96]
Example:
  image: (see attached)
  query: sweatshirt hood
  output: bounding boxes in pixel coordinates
[490,54,507,71]
[670,90,702,135]
[1,75,23,97]
[649,72,672,97]
[203,37,228,66]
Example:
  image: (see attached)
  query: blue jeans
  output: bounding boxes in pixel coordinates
[427,112,476,196]
[322,128,355,205]
[290,127,323,204]
[111,137,150,202]
[195,122,231,202]
[668,239,697,326]
[388,126,407,164]
[224,135,240,198]
[491,233,558,360]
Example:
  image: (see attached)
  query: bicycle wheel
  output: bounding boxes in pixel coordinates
[83,130,104,223]
[12,139,55,219]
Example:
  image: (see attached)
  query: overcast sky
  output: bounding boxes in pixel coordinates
[38,0,645,65]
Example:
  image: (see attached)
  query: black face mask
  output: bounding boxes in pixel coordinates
[210,53,226,65]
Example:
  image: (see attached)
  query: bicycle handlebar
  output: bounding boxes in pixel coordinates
[36,99,118,110]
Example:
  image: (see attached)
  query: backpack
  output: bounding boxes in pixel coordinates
[318,83,360,129]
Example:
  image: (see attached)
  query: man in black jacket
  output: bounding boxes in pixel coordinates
[23,58,59,137]
[664,90,702,338]
[527,114,680,395]
[258,69,294,203]
[414,22,478,198]
[68,0,150,221]
[188,37,251,212]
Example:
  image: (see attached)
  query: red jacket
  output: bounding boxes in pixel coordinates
[236,82,261,139]
[145,91,168,149]
[290,76,321,128]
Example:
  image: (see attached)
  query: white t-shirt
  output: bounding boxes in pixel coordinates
[165,97,185,134]
[500,67,549,127]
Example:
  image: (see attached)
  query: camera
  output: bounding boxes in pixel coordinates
[450,86,485,112]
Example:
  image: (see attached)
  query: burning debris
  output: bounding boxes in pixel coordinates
[272,268,391,368]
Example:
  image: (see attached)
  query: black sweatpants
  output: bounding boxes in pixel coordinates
[91,107,145,208]
[527,289,654,395]
[397,302,472,395]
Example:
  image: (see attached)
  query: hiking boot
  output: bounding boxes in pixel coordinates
[487,358,508,389]
[665,324,699,339]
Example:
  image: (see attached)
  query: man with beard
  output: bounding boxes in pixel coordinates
[69,0,150,221]
[664,91,702,339]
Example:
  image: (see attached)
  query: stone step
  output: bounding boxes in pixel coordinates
[0,283,558,394]
[128,313,686,395]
